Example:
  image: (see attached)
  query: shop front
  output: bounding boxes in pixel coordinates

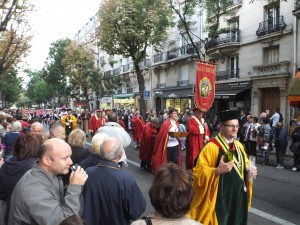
[113,93,136,110]
[100,97,113,110]
[214,81,252,112]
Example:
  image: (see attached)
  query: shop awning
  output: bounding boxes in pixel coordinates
[215,89,245,99]
[73,100,88,107]
[288,71,300,107]
[113,93,134,99]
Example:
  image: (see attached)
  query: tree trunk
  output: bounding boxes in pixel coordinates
[134,63,146,119]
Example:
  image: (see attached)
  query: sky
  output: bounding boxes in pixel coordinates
[25,0,102,71]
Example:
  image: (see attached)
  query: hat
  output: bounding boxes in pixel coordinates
[168,108,178,115]
[67,108,72,112]
[96,109,102,113]
[218,110,240,122]
[149,117,159,126]
[192,107,204,112]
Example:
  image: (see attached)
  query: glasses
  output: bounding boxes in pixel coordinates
[223,124,240,129]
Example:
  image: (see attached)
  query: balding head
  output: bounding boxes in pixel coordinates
[100,137,122,162]
[30,122,44,135]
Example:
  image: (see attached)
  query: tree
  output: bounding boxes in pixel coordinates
[97,0,173,117]
[43,38,71,106]
[0,0,33,75]
[26,70,52,107]
[0,69,22,107]
[62,41,99,110]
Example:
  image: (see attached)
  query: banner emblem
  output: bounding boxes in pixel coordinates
[200,77,212,98]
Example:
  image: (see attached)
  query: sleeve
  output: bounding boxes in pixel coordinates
[188,119,201,135]
[27,184,83,225]
[121,130,131,148]
[61,116,66,126]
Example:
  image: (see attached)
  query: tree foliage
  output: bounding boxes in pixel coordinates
[0,69,22,107]
[97,0,172,116]
[0,0,33,75]
[43,38,71,105]
[26,70,52,106]
[62,41,99,110]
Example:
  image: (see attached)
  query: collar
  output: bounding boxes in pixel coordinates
[96,159,120,170]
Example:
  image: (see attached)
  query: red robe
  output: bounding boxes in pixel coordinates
[152,118,182,174]
[89,115,106,136]
[186,116,210,170]
[118,119,126,130]
[139,122,158,164]
[131,115,145,143]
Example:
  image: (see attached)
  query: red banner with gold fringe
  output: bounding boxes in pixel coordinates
[194,62,216,112]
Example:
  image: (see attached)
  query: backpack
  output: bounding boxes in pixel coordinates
[279,113,284,122]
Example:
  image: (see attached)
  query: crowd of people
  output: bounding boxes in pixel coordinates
[0,105,298,225]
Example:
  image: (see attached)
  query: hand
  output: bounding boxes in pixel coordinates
[251,166,258,180]
[0,157,4,168]
[215,156,234,175]
[204,135,209,143]
[69,166,88,185]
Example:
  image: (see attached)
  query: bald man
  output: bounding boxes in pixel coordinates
[83,137,146,225]
[8,138,88,225]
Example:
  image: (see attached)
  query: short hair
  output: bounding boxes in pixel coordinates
[37,140,54,159]
[49,123,64,137]
[261,117,270,124]
[11,121,22,132]
[67,128,86,148]
[91,133,109,154]
[253,117,259,123]
[100,138,122,161]
[30,122,43,132]
[149,163,194,218]
[59,215,87,225]
[13,134,42,160]
[107,112,118,122]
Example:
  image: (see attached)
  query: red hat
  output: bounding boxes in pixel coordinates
[105,109,111,113]
[96,109,102,113]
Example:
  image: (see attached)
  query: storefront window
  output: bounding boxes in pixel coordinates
[166,99,175,110]
[165,98,191,113]
[180,98,191,112]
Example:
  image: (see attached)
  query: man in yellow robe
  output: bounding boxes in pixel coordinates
[188,110,257,225]
[61,109,78,140]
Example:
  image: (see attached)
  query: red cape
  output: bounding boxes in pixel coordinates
[139,122,158,164]
[89,115,106,134]
[185,116,209,169]
[131,116,145,142]
[152,118,182,174]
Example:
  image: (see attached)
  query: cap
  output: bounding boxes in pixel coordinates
[168,108,178,115]
[67,108,72,112]
[218,110,240,122]
[96,109,102,113]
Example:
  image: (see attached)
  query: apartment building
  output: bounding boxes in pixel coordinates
[74,0,299,124]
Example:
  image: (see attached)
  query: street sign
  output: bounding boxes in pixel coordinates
[144,90,150,99]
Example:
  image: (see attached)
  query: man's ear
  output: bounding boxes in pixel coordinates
[41,155,51,166]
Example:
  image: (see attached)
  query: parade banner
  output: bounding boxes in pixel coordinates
[194,61,216,112]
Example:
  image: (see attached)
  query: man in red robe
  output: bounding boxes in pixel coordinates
[131,110,145,149]
[186,107,210,170]
[89,109,106,137]
[152,108,182,174]
[139,117,159,172]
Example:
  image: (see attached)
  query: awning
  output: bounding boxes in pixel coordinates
[288,71,300,107]
[113,93,134,99]
[73,100,88,107]
[215,89,245,99]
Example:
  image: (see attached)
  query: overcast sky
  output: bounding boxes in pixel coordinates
[25,0,101,71]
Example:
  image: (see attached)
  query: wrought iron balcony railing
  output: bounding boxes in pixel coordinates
[177,80,189,86]
[104,70,112,76]
[216,69,239,81]
[153,52,164,63]
[112,68,121,75]
[256,16,286,37]
[156,83,166,88]
[205,29,240,49]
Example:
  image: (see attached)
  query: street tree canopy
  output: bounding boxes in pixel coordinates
[62,41,99,110]
[97,0,172,117]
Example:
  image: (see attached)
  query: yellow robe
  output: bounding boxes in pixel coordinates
[187,139,252,225]
[61,114,78,131]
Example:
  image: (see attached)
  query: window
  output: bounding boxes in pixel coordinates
[263,45,279,64]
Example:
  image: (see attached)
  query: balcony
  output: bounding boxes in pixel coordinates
[112,68,121,75]
[153,52,164,63]
[177,80,189,86]
[205,29,240,57]
[216,69,239,81]
[293,0,300,17]
[139,58,151,68]
[156,83,166,88]
[252,61,290,77]
[104,70,112,76]
[122,64,130,73]
[256,16,286,37]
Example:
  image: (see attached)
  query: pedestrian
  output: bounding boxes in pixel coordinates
[89,109,106,137]
[269,108,280,134]
[96,111,131,167]
[48,123,67,141]
[243,115,253,154]
[81,108,91,137]
[131,110,145,149]
[0,134,41,224]
[257,117,272,164]
[248,116,260,157]
[273,122,288,169]
[152,108,182,174]
[131,163,202,225]
[4,121,22,160]
[290,121,300,171]
[139,117,159,172]
[187,110,257,225]
[185,108,210,170]
[29,122,44,136]
[8,138,88,225]
[61,109,78,140]
[82,137,146,225]
[79,132,109,169]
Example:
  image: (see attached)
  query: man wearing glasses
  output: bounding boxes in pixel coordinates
[188,110,257,225]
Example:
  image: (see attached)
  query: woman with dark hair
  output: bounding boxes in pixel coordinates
[0,134,41,224]
[131,163,202,225]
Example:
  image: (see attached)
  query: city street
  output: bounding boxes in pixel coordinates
[122,139,300,225]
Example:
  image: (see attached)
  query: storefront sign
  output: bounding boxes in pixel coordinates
[101,97,113,103]
[113,98,134,104]
[168,93,178,98]
[216,81,252,91]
